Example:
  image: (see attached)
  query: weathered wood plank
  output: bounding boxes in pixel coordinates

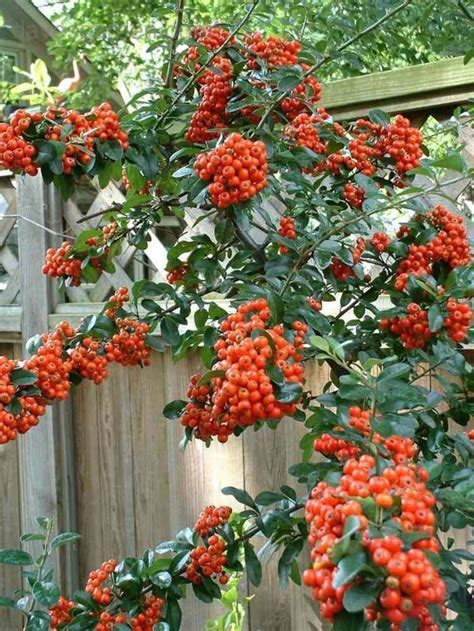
[162,351,247,630]
[0,343,23,630]
[319,56,474,117]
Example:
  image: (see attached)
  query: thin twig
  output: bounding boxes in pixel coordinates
[255,0,414,132]
[165,0,186,87]
[1,215,74,240]
[157,0,260,124]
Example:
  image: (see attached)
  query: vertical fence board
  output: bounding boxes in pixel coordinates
[0,343,22,630]
[163,351,248,630]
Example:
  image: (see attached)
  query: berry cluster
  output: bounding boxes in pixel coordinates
[186,57,233,143]
[443,299,472,343]
[382,115,423,173]
[277,216,296,254]
[186,535,229,586]
[244,32,301,68]
[167,264,189,284]
[104,319,151,367]
[395,205,471,290]
[179,299,306,442]
[43,223,118,287]
[304,448,444,627]
[194,505,232,536]
[0,110,40,175]
[313,431,359,461]
[343,182,365,208]
[49,597,75,628]
[371,231,391,252]
[281,64,322,120]
[86,559,117,606]
[380,304,433,349]
[1,103,128,177]
[42,242,82,286]
[70,337,109,384]
[190,26,232,51]
[0,289,152,445]
[194,133,267,208]
[283,113,326,155]
[330,237,366,282]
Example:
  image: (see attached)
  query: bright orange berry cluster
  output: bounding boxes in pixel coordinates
[283,112,326,155]
[194,133,267,208]
[382,115,423,173]
[330,237,365,281]
[371,231,391,252]
[444,299,472,343]
[186,57,233,143]
[277,216,296,254]
[281,64,322,120]
[85,559,117,606]
[194,505,232,536]
[104,286,129,319]
[104,319,151,367]
[343,182,365,208]
[70,337,109,384]
[186,535,229,585]
[304,450,444,626]
[42,242,82,286]
[380,303,433,349]
[244,32,301,68]
[25,331,73,400]
[307,297,322,312]
[49,597,75,628]
[313,431,359,461]
[0,110,40,175]
[180,299,306,442]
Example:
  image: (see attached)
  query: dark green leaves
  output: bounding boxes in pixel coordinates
[32,581,60,607]
[333,551,367,588]
[221,486,257,510]
[343,581,380,612]
[163,400,187,420]
[0,549,34,565]
[368,108,390,126]
[244,542,262,586]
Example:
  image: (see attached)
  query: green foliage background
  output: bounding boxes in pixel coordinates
[44,0,474,106]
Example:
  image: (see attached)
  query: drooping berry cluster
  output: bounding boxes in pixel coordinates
[283,112,326,156]
[304,447,445,627]
[381,299,472,349]
[179,299,307,442]
[0,110,40,175]
[194,505,232,536]
[186,535,229,586]
[43,223,118,287]
[395,205,471,291]
[330,237,366,282]
[49,597,75,628]
[104,319,151,367]
[382,115,423,173]
[380,304,433,349]
[277,216,296,254]
[85,559,117,606]
[186,57,233,143]
[0,289,152,445]
[194,133,267,208]
[371,231,391,252]
[342,182,365,208]
[42,242,82,286]
[0,103,128,176]
[313,431,359,461]
[443,299,472,343]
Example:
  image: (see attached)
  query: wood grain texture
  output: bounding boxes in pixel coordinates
[0,343,22,630]
[319,56,474,113]
[163,351,248,630]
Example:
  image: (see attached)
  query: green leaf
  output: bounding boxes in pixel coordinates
[33,140,56,166]
[222,486,257,509]
[50,532,81,550]
[343,581,380,612]
[165,599,182,631]
[333,610,367,631]
[161,317,181,346]
[10,368,37,386]
[244,542,262,586]
[368,108,390,126]
[32,581,60,607]
[0,549,34,565]
[163,400,187,420]
[273,381,302,404]
[150,571,172,589]
[255,491,284,506]
[197,370,226,386]
[432,153,465,173]
[332,551,367,588]
[428,304,444,332]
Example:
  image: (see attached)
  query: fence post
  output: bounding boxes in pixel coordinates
[16,174,78,590]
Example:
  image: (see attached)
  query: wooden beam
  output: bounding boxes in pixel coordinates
[319,56,474,119]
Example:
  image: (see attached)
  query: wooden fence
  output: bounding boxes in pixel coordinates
[0,56,473,630]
